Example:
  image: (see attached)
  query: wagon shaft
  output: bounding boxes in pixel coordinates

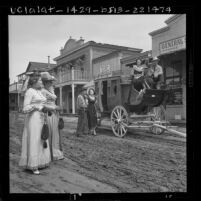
[153,124,186,137]
[128,120,168,125]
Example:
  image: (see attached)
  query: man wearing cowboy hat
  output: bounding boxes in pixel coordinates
[145,57,164,89]
[75,87,89,137]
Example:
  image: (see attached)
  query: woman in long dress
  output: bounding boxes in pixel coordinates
[19,74,51,175]
[41,72,64,161]
[87,88,98,135]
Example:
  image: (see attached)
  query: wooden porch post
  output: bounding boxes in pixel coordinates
[59,86,63,113]
[72,83,75,114]
[72,66,75,114]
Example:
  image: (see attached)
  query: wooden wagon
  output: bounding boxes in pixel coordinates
[94,68,185,138]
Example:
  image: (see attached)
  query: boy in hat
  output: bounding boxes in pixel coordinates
[75,87,89,136]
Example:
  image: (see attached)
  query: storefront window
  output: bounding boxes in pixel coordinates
[165,61,183,105]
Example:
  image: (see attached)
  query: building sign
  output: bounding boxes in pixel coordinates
[99,65,112,78]
[159,36,186,55]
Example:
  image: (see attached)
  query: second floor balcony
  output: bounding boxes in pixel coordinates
[54,69,91,85]
[9,82,22,93]
[94,68,132,79]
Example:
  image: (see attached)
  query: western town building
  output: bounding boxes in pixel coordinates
[49,37,142,114]
[9,81,22,111]
[149,14,186,121]
[9,14,186,122]
[92,49,151,113]
[10,61,56,111]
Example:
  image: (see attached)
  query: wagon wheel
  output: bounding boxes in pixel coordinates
[111,105,128,138]
[150,105,166,135]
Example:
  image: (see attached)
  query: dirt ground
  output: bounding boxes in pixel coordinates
[9,112,186,193]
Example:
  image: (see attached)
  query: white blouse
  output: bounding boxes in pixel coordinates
[132,65,144,79]
[23,88,47,113]
[41,88,57,110]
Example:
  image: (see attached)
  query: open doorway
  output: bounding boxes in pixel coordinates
[102,80,108,111]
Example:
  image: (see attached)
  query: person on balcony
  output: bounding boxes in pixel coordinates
[75,88,89,137]
[41,72,64,161]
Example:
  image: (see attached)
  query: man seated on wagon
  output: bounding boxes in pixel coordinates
[144,57,164,89]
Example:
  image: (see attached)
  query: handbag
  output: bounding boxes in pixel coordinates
[41,113,49,148]
[97,112,101,126]
[58,117,64,130]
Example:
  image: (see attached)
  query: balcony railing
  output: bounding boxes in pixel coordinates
[94,68,132,79]
[55,69,90,85]
[9,83,22,93]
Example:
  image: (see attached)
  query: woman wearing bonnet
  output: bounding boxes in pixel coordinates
[19,71,51,175]
[41,72,64,161]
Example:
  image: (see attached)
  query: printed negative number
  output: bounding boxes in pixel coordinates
[133,7,138,13]
[132,7,144,13]
[165,7,171,13]
[151,6,160,13]
[70,6,78,13]
[101,7,123,13]
[139,7,145,13]
[151,6,171,13]
[79,7,91,13]
[108,7,123,13]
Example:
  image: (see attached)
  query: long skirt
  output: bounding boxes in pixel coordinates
[46,111,64,161]
[133,77,144,91]
[87,103,97,130]
[76,109,89,135]
[19,111,51,170]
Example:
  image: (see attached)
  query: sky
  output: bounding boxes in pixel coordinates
[9,14,172,83]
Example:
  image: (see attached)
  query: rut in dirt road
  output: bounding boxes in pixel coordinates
[9,114,186,193]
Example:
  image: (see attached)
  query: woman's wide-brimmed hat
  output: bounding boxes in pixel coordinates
[87,87,95,95]
[41,72,56,81]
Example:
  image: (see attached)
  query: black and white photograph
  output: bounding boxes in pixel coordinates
[8,13,187,194]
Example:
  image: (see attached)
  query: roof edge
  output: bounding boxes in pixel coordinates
[165,14,182,24]
[54,41,142,61]
[148,26,169,37]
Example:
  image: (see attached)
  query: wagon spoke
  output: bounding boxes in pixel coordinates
[121,125,126,133]
[112,111,118,118]
[121,116,128,123]
[121,114,127,118]
[117,126,120,135]
[116,108,121,118]
[111,117,117,121]
[119,108,123,118]
[120,126,123,137]
[113,124,118,130]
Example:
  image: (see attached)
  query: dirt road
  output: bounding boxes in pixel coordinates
[9,113,186,193]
